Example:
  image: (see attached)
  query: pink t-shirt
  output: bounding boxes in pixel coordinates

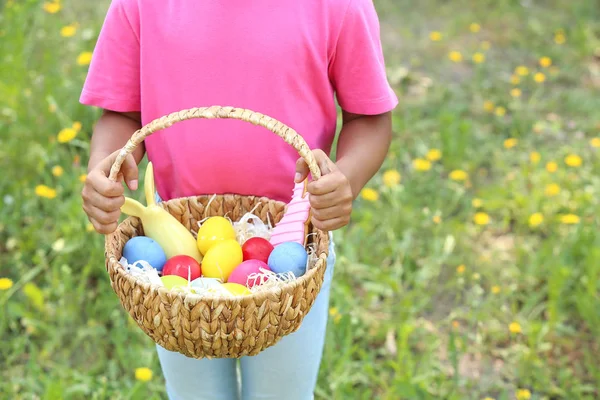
[81,0,398,203]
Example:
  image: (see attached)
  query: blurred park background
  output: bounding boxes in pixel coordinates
[1,0,600,399]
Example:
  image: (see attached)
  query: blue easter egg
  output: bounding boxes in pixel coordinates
[123,236,168,272]
[267,242,308,278]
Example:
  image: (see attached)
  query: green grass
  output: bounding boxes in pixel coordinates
[1,0,600,399]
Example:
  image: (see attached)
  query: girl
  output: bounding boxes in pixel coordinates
[80,0,397,399]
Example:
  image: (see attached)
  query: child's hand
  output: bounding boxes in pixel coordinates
[82,150,139,234]
[295,150,353,231]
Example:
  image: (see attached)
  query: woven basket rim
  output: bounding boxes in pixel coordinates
[105,194,329,306]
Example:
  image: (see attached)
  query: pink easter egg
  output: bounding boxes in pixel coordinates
[227,260,270,288]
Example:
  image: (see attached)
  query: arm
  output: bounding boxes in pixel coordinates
[335,110,392,198]
[295,110,392,231]
[88,110,145,171]
[82,110,144,234]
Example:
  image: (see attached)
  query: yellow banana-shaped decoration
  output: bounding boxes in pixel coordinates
[121,162,202,263]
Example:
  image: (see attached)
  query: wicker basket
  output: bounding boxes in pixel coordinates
[104,106,329,359]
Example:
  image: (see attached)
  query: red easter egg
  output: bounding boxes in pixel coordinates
[242,237,274,263]
[162,255,202,281]
[228,260,270,288]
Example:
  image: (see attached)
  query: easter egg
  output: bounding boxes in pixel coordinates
[228,260,270,288]
[163,255,202,281]
[202,239,243,281]
[160,275,189,292]
[123,236,168,272]
[268,242,308,278]
[222,282,252,296]
[190,277,222,294]
[242,237,274,264]
[197,216,236,255]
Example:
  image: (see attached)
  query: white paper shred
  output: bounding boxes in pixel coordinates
[119,257,163,286]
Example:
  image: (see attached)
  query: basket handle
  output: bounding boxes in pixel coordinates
[108,106,322,182]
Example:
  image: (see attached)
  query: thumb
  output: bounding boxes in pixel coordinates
[295,157,310,183]
[121,154,139,191]
[295,150,333,183]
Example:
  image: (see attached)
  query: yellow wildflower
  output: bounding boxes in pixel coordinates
[516,389,531,400]
[472,52,485,64]
[544,183,561,197]
[135,368,153,382]
[495,106,506,117]
[510,75,521,85]
[449,170,468,181]
[504,138,518,149]
[472,198,483,208]
[469,23,481,33]
[60,24,77,38]
[472,273,481,280]
[448,51,463,62]
[546,161,558,173]
[529,151,541,164]
[480,41,491,50]
[426,148,442,161]
[413,158,432,171]
[515,66,529,76]
[474,212,490,225]
[528,213,544,227]
[77,51,93,66]
[590,138,600,148]
[483,101,495,112]
[560,214,580,224]
[456,265,466,274]
[534,72,546,83]
[429,31,442,41]
[452,320,460,328]
[35,185,57,199]
[564,154,582,167]
[382,170,401,187]
[0,278,14,290]
[509,321,522,334]
[539,57,552,68]
[42,2,61,14]
[57,128,77,143]
[491,285,501,294]
[361,188,379,202]
[329,307,342,324]
[51,166,64,177]
[432,215,441,224]
[510,88,522,98]
[554,32,566,44]
[72,121,82,132]
[483,397,495,400]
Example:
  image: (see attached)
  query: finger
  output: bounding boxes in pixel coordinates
[308,172,349,196]
[83,203,122,225]
[311,215,350,231]
[122,154,139,190]
[82,188,125,213]
[88,170,124,197]
[312,149,334,176]
[311,204,351,221]
[295,157,310,183]
[89,217,118,235]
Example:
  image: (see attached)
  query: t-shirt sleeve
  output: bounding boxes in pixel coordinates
[329,0,398,115]
[79,0,141,112]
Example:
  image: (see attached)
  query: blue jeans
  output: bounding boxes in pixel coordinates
[155,193,336,400]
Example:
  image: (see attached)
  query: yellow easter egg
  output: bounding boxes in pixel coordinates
[197,216,237,255]
[202,239,243,281]
[160,275,189,292]
[222,282,252,296]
